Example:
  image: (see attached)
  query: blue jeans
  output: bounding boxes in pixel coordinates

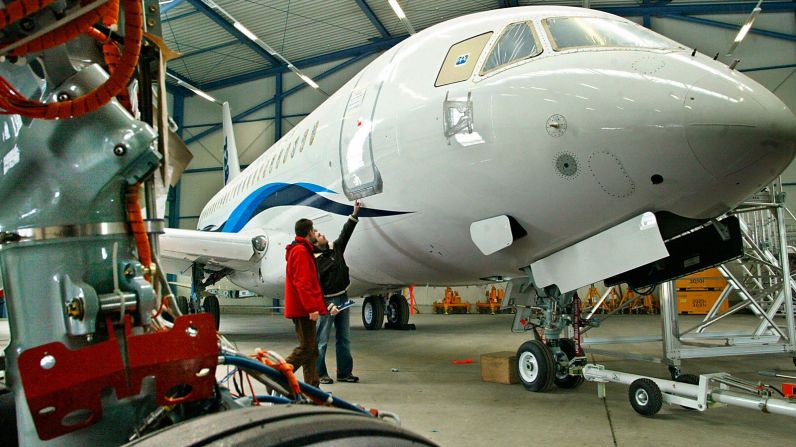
[316,293,353,378]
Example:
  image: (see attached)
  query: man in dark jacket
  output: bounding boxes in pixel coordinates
[314,201,361,384]
[284,218,327,387]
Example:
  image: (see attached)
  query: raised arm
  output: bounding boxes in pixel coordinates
[334,200,361,253]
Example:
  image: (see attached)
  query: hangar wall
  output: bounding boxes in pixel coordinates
[166,12,796,305]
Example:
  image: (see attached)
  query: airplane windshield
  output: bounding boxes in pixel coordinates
[544,17,680,51]
[481,21,542,75]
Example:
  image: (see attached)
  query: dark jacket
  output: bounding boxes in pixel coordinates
[284,236,327,318]
[316,216,358,297]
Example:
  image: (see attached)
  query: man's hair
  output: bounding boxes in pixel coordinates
[295,218,314,237]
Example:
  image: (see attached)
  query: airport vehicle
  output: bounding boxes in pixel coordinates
[160,6,796,392]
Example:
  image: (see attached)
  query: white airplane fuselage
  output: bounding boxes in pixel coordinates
[194,6,796,300]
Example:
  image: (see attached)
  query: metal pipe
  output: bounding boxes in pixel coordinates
[720,267,788,339]
[711,390,796,417]
[683,300,752,335]
[98,292,138,312]
[660,281,681,362]
[695,284,733,333]
[582,364,699,398]
[777,204,796,345]
[585,287,613,320]
[580,292,638,335]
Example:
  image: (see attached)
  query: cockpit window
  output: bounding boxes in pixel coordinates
[481,21,541,75]
[544,17,680,51]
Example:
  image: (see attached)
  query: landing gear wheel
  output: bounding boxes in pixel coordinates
[362,296,384,330]
[125,405,435,446]
[386,294,410,326]
[629,378,663,416]
[176,295,189,315]
[552,339,584,389]
[516,340,555,392]
[203,294,221,330]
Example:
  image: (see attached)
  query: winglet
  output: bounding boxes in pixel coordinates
[222,101,241,185]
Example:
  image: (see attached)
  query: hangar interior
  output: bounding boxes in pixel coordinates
[1,1,796,446]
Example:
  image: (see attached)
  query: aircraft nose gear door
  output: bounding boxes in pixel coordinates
[339,75,384,200]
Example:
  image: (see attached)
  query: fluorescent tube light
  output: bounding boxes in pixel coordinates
[298,73,319,89]
[388,0,406,19]
[233,21,258,41]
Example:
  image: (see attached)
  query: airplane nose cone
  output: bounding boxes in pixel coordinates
[684,75,796,179]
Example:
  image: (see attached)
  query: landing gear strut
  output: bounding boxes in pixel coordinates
[512,268,587,392]
[190,263,227,330]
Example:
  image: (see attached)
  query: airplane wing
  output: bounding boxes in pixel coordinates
[160,228,268,272]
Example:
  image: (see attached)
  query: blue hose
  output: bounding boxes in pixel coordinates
[222,355,369,415]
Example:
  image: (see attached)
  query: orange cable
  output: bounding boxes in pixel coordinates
[0,0,141,119]
[125,184,152,282]
[0,0,56,30]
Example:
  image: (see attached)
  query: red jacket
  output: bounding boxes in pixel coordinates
[284,236,327,318]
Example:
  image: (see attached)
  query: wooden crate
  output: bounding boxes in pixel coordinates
[675,268,727,291]
[677,290,729,315]
[480,351,519,384]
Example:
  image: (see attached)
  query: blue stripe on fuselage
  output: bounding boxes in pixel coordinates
[208,183,409,233]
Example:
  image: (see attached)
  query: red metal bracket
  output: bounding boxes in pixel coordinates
[18,314,217,440]
[126,314,218,406]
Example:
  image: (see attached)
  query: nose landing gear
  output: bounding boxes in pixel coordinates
[511,269,588,392]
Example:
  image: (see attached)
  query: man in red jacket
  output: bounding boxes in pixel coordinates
[284,218,327,387]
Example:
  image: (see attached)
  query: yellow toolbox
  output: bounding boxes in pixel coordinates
[675,268,727,291]
[677,290,729,315]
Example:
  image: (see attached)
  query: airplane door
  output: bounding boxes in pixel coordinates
[339,75,384,200]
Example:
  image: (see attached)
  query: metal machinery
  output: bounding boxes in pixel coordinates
[0,2,433,446]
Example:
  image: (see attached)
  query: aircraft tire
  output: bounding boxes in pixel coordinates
[362,296,384,330]
[387,294,410,326]
[628,378,663,417]
[125,405,437,446]
[552,339,584,389]
[203,294,221,330]
[516,340,555,392]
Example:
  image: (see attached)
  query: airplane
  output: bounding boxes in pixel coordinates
[161,5,796,392]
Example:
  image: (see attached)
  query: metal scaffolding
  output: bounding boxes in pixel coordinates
[583,183,796,372]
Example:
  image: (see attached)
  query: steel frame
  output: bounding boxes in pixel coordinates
[582,184,796,371]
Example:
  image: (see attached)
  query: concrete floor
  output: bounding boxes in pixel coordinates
[214,309,796,447]
[1,311,795,446]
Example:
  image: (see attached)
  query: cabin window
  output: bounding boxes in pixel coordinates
[435,32,493,87]
[277,146,286,167]
[544,17,679,51]
[282,143,291,164]
[290,136,299,158]
[309,121,319,145]
[300,129,309,152]
[481,22,541,74]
